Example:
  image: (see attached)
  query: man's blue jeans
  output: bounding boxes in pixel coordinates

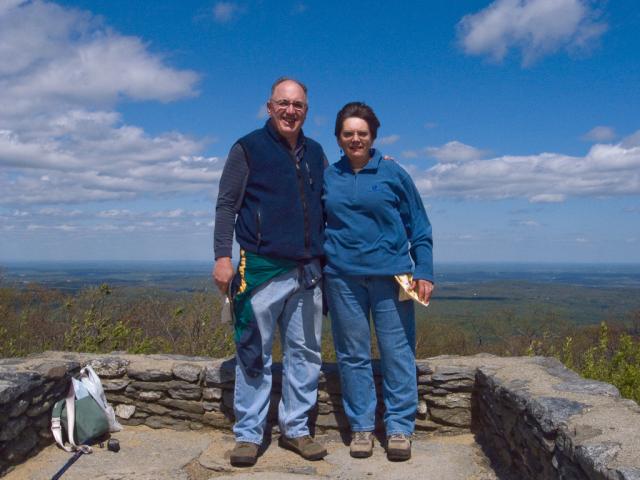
[326,274,417,436]
[233,266,323,444]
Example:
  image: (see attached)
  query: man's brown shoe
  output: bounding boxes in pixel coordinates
[230,441,259,467]
[279,434,327,460]
[350,431,374,458]
[386,433,411,461]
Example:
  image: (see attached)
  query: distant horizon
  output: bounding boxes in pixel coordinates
[3,259,640,294]
[3,259,640,268]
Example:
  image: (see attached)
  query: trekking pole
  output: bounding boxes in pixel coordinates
[51,446,90,480]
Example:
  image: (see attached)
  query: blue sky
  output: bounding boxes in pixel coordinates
[1,0,639,263]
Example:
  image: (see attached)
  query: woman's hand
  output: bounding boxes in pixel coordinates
[411,279,434,304]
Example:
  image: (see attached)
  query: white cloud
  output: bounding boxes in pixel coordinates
[582,126,616,142]
[402,150,419,159]
[92,224,119,232]
[292,3,308,14]
[143,209,210,220]
[0,2,198,112]
[213,2,240,23]
[457,0,607,66]
[621,130,640,148]
[377,134,400,146]
[519,220,541,227]
[402,141,487,162]
[409,139,640,203]
[0,1,222,207]
[0,206,213,236]
[530,194,566,204]
[425,141,487,163]
[151,209,184,218]
[97,210,132,218]
[38,207,82,217]
[57,224,77,232]
[0,123,223,204]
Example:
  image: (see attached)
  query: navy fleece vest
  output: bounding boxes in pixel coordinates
[235,121,325,261]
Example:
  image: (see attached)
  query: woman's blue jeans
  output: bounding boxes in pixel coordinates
[326,274,417,436]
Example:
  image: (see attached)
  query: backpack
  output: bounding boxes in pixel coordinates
[51,365,122,452]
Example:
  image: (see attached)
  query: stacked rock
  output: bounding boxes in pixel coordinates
[93,355,476,436]
[472,358,633,480]
[415,359,475,433]
[96,355,236,432]
[0,358,79,475]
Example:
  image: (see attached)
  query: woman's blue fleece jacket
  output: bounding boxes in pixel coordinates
[323,149,434,282]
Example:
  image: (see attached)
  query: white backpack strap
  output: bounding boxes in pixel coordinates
[51,383,76,452]
[66,380,78,448]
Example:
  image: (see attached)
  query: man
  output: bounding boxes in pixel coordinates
[213,78,327,467]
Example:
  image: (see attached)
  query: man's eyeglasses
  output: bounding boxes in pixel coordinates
[270,99,307,112]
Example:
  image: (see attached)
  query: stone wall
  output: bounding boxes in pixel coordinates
[1,352,640,479]
[0,356,78,476]
[470,356,640,480]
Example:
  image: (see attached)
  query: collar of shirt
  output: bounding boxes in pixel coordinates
[337,148,383,174]
[265,119,306,160]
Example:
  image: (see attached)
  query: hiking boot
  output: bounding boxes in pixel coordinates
[279,434,327,460]
[350,431,374,458]
[386,433,411,461]
[230,441,259,467]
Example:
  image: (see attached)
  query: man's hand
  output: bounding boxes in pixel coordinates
[213,257,234,294]
[410,279,434,304]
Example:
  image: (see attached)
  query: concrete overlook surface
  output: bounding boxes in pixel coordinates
[4,426,497,480]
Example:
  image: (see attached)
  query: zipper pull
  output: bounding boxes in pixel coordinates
[304,161,313,187]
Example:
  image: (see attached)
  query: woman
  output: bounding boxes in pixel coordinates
[323,102,434,461]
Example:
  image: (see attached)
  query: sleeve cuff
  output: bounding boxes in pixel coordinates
[215,250,232,260]
[412,270,434,283]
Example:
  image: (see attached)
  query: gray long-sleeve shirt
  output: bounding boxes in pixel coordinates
[214,143,249,259]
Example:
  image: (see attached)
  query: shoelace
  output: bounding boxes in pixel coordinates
[353,432,372,443]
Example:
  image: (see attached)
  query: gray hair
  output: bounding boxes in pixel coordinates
[270,77,308,97]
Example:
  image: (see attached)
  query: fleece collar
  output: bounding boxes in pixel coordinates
[338,148,383,173]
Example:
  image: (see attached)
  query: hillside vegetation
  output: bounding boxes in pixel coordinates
[1,281,639,403]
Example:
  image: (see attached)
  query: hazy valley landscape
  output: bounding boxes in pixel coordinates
[2,261,640,402]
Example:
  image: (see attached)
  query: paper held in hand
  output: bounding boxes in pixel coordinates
[395,273,430,307]
[220,296,232,324]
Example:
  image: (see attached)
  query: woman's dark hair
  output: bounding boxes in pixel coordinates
[334,102,381,140]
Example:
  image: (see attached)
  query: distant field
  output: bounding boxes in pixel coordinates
[2,261,640,328]
[424,280,640,326]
